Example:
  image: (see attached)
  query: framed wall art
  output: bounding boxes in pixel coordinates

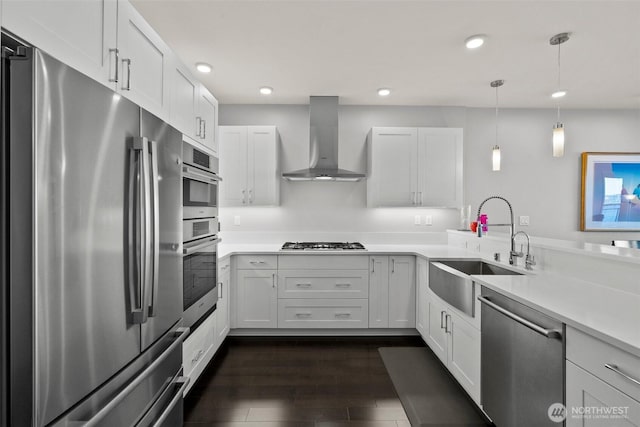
[581,152,640,231]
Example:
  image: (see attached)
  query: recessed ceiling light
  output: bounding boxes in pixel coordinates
[260,86,273,95]
[195,62,212,73]
[377,88,391,97]
[551,90,567,98]
[465,34,486,49]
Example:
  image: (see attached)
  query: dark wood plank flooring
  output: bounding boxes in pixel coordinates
[184,336,423,426]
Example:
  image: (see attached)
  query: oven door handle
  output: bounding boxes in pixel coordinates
[183,166,222,184]
[183,237,221,255]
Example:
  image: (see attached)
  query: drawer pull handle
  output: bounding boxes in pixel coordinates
[192,349,204,365]
[295,312,312,318]
[335,283,351,288]
[440,310,446,329]
[604,364,640,387]
[296,283,312,288]
[335,313,351,318]
[249,260,266,264]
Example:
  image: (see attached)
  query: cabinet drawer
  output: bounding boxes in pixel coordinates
[278,299,368,328]
[567,326,640,402]
[182,312,216,394]
[235,255,277,270]
[278,255,369,270]
[278,270,369,299]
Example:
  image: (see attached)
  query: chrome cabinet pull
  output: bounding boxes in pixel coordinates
[335,313,352,318]
[445,314,451,334]
[241,189,246,204]
[392,258,396,273]
[108,48,119,82]
[218,282,223,299]
[418,191,423,205]
[296,283,311,288]
[440,310,446,328]
[248,189,253,204]
[83,327,189,426]
[335,283,351,288]
[295,312,312,318]
[202,120,206,139]
[195,117,202,137]
[478,295,562,339]
[121,58,131,91]
[604,364,640,387]
[151,376,190,427]
[272,273,276,288]
[411,192,416,205]
[249,260,266,265]
[371,258,375,273]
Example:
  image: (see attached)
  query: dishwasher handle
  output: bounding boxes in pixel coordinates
[478,295,562,339]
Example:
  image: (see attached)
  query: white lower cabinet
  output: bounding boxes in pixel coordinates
[182,311,216,396]
[425,290,481,404]
[215,258,231,343]
[565,326,640,426]
[236,269,278,328]
[416,258,429,338]
[278,299,369,328]
[368,256,416,328]
[566,361,640,426]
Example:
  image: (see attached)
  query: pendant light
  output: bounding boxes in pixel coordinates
[490,79,504,171]
[550,32,570,157]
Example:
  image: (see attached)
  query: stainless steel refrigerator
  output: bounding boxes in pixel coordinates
[1,36,187,426]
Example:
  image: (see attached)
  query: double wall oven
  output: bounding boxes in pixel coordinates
[182,142,221,329]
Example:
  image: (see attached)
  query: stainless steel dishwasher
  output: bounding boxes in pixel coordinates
[479,287,565,427]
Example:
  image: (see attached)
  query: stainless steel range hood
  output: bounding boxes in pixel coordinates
[282,96,366,181]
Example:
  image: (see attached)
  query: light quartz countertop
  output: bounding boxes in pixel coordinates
[217,242,640,357]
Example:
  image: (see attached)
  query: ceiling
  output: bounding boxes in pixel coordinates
[131,0,640,108]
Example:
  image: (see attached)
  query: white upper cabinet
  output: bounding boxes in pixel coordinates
[367,128,418,207]
[198,87,219,154]
[3,0,118,89]
[219,126,280,207]
[116,0,171,119]
[418,128,463,207]
[170,61,200,139]
[367,127,463,208]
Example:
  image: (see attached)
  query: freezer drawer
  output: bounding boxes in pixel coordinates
[52,326,189,426]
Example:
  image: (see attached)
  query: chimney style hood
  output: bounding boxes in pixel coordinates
[282,96,366,181]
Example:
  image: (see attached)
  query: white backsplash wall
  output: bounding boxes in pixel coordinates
[219,104,640,244]
[218,105,465,240]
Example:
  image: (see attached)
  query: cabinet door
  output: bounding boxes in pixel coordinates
[566,361,640,427]
[388,256,416,328]
[170,61,199,139]
[215,260,231,345]
[199,87,219,154]
[236,269,278,328]
[117,0,171,119]
[417,128,463,207]
[368,128,418,207]
[368,256,389,328]
[416,258,429,338]
[247,126,279,206]
[3,0,118,88]
[426,294,448,365]
[447,310,481,404]
[219,126,248,206]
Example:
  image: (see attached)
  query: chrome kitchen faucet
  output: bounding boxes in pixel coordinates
[476,196,520,266]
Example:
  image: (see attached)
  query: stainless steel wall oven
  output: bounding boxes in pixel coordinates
[182,142,221,329]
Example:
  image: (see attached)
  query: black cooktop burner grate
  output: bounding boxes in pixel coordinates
[281,242,366,251]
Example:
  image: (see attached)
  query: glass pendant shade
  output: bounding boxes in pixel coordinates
[552,122,565,157]
[492,145,501,171]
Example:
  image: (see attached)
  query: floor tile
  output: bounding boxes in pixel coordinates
[347,407,409,422]
[245,406,349,422]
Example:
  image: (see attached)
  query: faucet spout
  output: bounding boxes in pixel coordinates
[476,196,517,264]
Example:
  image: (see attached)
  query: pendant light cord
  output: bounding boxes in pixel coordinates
[557,42,562,122]
[495,84,499,144]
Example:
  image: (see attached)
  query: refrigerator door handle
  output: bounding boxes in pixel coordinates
[151,376,190,427]
[148,139,160,317]
[136,137,153,324]
[82,327,189,427]
[128,139,149,324]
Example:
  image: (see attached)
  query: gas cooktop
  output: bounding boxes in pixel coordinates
[281,242,366,251]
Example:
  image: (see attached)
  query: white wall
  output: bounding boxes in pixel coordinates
[219,104,640,244]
